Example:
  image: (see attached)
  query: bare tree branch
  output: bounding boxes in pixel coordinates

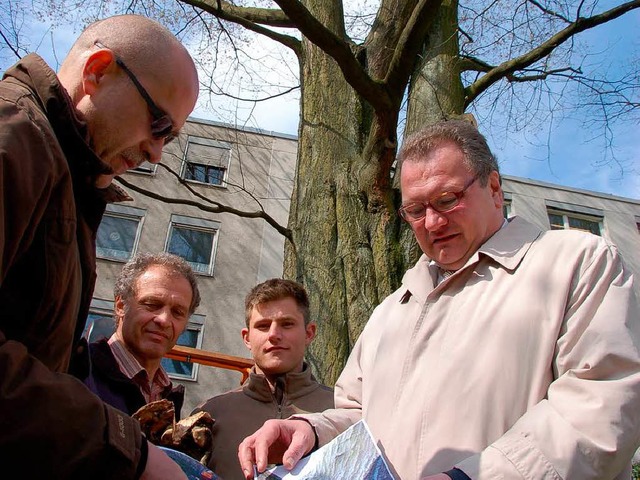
[0,1,29,62]
[189,0,293,28]
[182,0,302,54]
[115,165,293,242]
[526,0,571,23]
[464,0,640,106]
[272,0,394,112]
[0,28,21,59]
[205,84,300,103]
[461,55,582,82]
[506,66,582,82]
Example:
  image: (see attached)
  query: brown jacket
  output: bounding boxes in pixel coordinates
[0,54,144,478]
[193,363,334,480]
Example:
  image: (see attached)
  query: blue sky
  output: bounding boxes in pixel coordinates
[2,9,638,199]
[483,7,639,199]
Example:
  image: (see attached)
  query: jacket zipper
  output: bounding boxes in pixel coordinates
[274,376,285,419]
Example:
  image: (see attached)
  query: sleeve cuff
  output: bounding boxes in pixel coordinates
[134,435,148,480]
[444,467,472,480]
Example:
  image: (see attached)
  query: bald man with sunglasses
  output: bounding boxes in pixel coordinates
[0,14,198,480]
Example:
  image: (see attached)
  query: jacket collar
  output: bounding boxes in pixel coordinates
[243,362,322,403]
[4,54,129,202]
[476,216,541,271]
[400,216,542,304]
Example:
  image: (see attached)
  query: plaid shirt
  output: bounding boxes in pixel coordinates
[107,334,171,403]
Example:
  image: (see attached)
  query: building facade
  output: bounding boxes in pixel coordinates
[87,117,640,414]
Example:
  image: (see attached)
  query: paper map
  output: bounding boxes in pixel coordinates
[256,420,395,479]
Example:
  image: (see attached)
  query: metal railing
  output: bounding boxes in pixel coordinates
[166,345,254,384]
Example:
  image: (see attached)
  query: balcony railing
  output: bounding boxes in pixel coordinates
[166,345,254,383]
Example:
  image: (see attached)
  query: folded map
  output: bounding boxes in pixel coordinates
[256,420,395,479]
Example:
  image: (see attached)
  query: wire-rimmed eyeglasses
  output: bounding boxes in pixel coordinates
[94,41,176,144]
[398,173,480,222]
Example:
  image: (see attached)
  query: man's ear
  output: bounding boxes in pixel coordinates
[114,295,126,329]
[489,170,503,208]
[82,49,115,95]
[241,327,251,350]
[305,322,317,346]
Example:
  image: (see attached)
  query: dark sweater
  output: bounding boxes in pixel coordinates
[82,338,185,419]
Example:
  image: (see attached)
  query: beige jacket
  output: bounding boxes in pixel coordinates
[301,216,640,479]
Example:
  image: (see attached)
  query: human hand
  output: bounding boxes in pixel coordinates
[237,419,316,479]
[140,442,188,480]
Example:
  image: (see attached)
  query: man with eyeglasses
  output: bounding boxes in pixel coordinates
[0,14,198,480]
[239,120,640,480]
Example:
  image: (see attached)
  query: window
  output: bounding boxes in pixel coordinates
[185,163,226,185]
[96,205,145,261]
[82,299,116,343]
[166,215,220,275]
[546,200,604,236]
[182,136,231,186]
[132,160,157,175]
[161,314,205,381]
[547,210,603,236]
[503,192,512,219]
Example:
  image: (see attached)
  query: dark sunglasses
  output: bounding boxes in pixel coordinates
[94,42,176,144]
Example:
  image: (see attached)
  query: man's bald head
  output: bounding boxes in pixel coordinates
[57,14,199,187]
[59,14,198,99]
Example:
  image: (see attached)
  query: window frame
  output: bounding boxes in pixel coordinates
[181,136,231,187]
[545,200,604,236]
[96,204,145,262]
[503,192,513,219]
[164,214,220,276]
[184,162,227,186]
[130,160,158,176]
[547,209,603,236]
[83,299,116,343]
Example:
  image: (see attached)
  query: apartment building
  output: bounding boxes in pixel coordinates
[86,117,640,414]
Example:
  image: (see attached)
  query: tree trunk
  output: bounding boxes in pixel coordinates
[406,0,465,134]
[285,0,418,385]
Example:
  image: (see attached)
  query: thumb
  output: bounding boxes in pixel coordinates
[282,427,315,470]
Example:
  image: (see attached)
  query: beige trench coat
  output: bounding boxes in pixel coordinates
[300,216,640,479]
